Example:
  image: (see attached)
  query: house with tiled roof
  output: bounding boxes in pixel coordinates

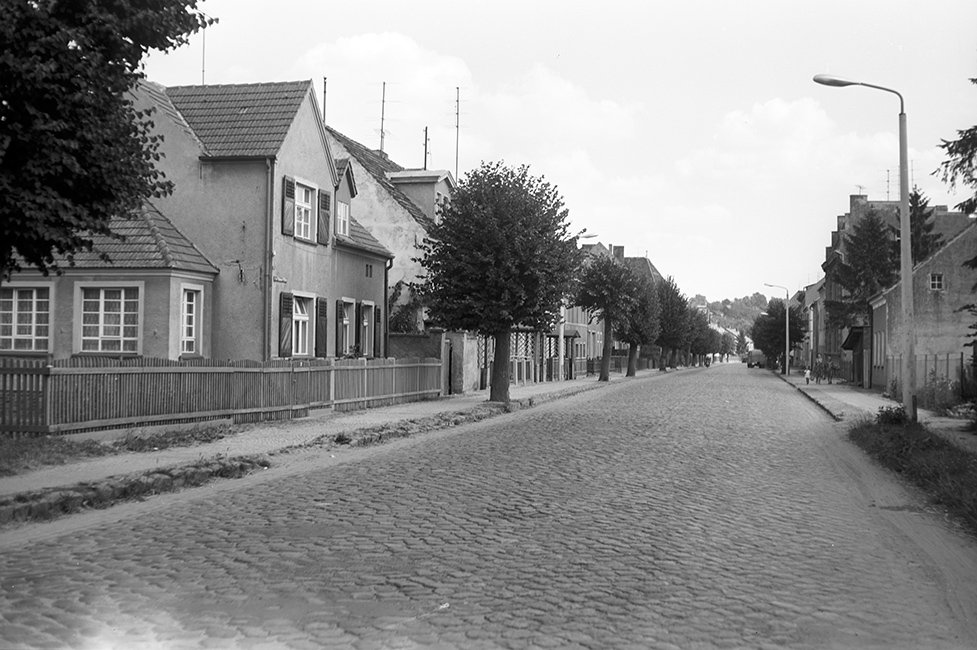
[324,127,455,330]
[1,203,218,358]
[131,79,393,361]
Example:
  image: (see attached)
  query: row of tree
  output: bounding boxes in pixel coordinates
[417,162,732,402]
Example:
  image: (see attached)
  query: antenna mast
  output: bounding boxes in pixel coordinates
[423,127,429,170]
[455,87,460,179]
[379,82,386,153]
[201,24,206,84]
[322,77,327,124]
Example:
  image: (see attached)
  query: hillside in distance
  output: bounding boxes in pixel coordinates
[690,292,769,335]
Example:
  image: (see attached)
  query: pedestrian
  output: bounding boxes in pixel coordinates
[804,367,811,385]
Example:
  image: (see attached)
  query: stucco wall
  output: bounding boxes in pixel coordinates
[881,224,977,359]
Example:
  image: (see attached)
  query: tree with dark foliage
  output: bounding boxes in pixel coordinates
[613,272,660,377]
[750,299,806,370]
[0,0,213,280]
[576,254,641,381]
[825,210,897,329]
[890,188,944,266]
[655,276,690,369]
[417,162,581,403]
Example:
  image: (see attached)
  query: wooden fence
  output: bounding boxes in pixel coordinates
[0,356,442,437]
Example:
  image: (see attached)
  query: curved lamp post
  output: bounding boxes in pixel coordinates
[813,74,916,421]
[764,283,790,375]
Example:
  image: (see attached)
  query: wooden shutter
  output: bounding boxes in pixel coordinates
[316,191,331,245]
[335,299,345,356]
[279,292,293,358]
[354,302,362,353]
[314,298,328,358]
[281,176,295,236]
[374,307,382,358]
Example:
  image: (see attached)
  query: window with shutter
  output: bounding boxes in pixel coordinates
[335,299,345,356]
[317,191,331,245]
[279,292,293,357]
[282,177,295,236]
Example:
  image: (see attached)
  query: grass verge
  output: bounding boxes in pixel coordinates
[0,425,230,477]
[849,418,977,537]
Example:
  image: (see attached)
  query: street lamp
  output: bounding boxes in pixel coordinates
[764,283,790,375]
[813,73,916,420]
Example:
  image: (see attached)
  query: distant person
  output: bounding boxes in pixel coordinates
[804,368,811,385]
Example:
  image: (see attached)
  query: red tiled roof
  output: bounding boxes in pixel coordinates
[326,127,435,230]
[335,216,394,259]
[165,81,312,157]
[69,203,218,275]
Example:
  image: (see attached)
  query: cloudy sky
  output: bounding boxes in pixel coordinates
[143,0,977,303]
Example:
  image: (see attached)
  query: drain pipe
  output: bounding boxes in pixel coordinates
[264,157,276,360]
[384,258,393,357]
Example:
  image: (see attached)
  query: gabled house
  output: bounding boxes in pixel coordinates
[324,127,455,330]
[135,80,393,361]
[1,203,218,359]
[870,220,977,391]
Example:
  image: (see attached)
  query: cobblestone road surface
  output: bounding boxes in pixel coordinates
[2,364,976,649]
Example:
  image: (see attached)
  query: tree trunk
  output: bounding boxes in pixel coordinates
[627,344,638,377]
[659,346,668,371]
[490,330,511,403]
[599,317,613,381]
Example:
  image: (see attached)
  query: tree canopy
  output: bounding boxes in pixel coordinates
[749,299,806,367]
[0,0,213,280]
[939,76,977,283]
[655,276,690,367]
[613,272,660,377]
[418,161,581,401]
[825,209,897,328]
[576,254,639,381]
[890,187,944,266]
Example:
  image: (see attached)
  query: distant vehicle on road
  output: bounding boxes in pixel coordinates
[746,350,766,368]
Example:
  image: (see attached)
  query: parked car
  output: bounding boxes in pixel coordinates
[746,350,766,368]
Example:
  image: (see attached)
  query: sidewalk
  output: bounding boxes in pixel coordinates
[777,371,977,456]
[0,372,634,523]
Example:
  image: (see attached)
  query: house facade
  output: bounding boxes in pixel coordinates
[818,193,971,383]
[1,204,218,360]
[324,127,455,330]
[870,221,977,391]
[136,80,392,362]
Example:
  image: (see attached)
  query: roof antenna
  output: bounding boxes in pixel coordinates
[379,81,386,153]
[200,21,206,84]
[455,87,460,179]
[322,76,327,124]
[423,126,429,170]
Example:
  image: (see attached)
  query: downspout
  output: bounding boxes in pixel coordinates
[384,258,393,357]
[264,157,276,361]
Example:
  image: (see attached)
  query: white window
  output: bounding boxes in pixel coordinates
[0,286,51,352]
[180,286,202,355]
[360,302,375,357]
[295,183,315,241]
[340,299,355,355]
[930,273,945,291]
[80,286,141,353]
[293,296,311,356]
[336,201,350,237]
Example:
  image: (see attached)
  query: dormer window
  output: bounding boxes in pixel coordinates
[336,201,350,237]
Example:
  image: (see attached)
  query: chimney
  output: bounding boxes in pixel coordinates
[612,245,625,260]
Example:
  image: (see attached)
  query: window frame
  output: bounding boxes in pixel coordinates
[179,283,203,356]
[336,201,350,237]
[340,297,356,356]
[929,272,945,291]
[291,291,315,357]
[74,281,144,355]
[0,283,53,353]
[359,301,375,358]
[294,181,315,242]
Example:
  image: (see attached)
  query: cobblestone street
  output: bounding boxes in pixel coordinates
[2,364,976,649]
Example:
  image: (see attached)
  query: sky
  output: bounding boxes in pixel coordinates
[143,0,977,304]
